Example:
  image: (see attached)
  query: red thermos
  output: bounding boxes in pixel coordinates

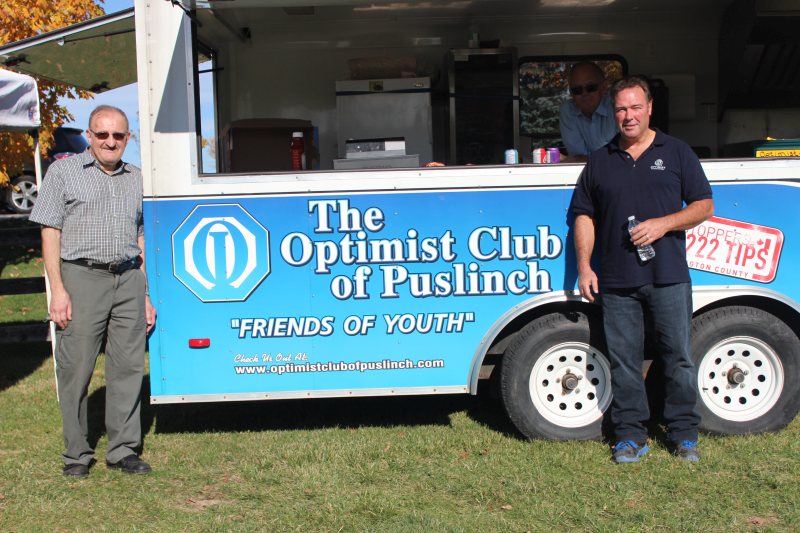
[290,131,305,170]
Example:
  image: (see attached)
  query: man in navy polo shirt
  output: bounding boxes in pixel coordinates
[570,76,714,463]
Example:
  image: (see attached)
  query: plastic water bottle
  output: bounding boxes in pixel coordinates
[627,215,656,262]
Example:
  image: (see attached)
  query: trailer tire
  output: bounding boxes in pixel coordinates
[4,174,37,214]
[500,311,612,440]
[692,306,800,435]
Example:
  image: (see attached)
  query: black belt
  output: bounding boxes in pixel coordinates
[63,257,141,274]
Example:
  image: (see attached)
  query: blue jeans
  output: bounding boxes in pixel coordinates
[601,282,700,444]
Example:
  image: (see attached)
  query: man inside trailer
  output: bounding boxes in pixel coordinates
[559,61,618,161]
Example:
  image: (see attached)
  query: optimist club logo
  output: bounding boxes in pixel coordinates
[686,216,783,283]
[172,204,270,302]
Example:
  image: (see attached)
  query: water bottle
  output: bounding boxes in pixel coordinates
[627,215,656,262]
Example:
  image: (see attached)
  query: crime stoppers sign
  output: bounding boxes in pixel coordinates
[687,216,784,283]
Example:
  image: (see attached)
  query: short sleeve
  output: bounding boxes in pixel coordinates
[569,165,595,218]
[28,163,66,229]
[679,144,713,203]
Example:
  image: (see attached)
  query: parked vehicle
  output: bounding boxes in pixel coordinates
[2,127,88,214]
[1,0,798,439]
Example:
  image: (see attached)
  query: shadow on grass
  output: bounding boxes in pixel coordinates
[131,376,519,441]
[0,341,51,393]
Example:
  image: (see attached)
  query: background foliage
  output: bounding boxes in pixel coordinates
[0,0,105,185]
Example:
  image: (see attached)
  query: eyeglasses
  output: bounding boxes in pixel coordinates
[569,83,600,96]
[89,130,128,141]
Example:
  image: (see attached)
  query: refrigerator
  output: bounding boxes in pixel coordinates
[335,77,433,165]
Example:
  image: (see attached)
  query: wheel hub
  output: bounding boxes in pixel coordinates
[560,372,580,391]
[725,366,746,385]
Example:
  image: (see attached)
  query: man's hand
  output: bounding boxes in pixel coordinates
[578,267,599,303]
[49,286,72,329]
[145,296,157,333]
[629,200,714,248]
[628,217,669,248]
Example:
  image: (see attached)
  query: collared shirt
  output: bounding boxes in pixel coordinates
[559,93,618,156]
[30,149,143,263]
[569,129,712,289]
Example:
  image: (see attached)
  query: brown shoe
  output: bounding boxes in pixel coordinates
[106,454,151,475]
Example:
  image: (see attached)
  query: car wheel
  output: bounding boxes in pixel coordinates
[500,311,612,440]
[5,174,38,214]
[692,306,800,434]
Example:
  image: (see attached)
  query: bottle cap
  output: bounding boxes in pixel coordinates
[627,215,635,221]
[292,132,303,138]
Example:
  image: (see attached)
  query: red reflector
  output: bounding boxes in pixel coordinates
[188,338,211,348]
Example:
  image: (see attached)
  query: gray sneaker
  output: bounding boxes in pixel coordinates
[673,440,700,462]
[612,440,650,463]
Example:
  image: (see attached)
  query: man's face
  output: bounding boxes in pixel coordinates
[87,111,129,171]
[569,65,604,118]
[613,86,652,143]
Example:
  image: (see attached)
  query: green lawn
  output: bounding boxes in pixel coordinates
[1,222,798,531]
[0,233,47,324]
[0,346,798,532]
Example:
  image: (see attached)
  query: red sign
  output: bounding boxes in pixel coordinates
[686,216,784,283]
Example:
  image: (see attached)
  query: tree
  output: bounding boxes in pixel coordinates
[0,0,105,186]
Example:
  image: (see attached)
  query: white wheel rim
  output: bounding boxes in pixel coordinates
[11,180,37,211]
[697,336,784,422]
[528,342,612,428]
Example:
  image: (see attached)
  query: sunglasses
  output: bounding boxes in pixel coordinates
[569,83,600,96]
[89,129,128,141]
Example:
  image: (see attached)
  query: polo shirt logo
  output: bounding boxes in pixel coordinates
[650,159,666,170]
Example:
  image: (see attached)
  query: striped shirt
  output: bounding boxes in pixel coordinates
[30,149,143,263]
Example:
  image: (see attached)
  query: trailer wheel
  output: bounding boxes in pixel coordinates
[692,306,800,434]
[4,174,37,214]
[500,312,611,440]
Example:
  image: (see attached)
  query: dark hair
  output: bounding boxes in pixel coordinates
[88,105,130,131]
[568,61,605,82]
[609,75,652,103]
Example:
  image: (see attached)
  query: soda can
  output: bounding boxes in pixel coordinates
[532,148,547,164]
[504,149,519,165]
[546,147,561,164]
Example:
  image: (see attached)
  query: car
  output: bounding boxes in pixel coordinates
[3,126,88,214]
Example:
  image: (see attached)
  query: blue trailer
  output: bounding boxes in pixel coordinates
[3,0,798,439]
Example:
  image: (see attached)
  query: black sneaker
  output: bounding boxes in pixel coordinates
[673,440,700,462]
[612,440,650,463]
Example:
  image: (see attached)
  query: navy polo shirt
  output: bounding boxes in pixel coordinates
[569,129,712,289]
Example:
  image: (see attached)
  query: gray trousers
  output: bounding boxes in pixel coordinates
[56,261,147,465]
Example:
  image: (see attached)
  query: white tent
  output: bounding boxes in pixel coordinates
[0,68,41,131]
[0,68,57,377]
[0,67,43,196]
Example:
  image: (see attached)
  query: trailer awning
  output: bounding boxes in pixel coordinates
[0,9,136,93]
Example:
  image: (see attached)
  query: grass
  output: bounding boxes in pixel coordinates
[0,346,798,532]
[1,220,798,531]
[0,240,47,324]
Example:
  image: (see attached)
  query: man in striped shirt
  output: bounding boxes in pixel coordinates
[30,105,156,478]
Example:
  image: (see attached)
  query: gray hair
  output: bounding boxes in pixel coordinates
[88,105,130,131]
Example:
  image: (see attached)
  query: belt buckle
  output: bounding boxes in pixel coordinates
[108,261,122,274]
